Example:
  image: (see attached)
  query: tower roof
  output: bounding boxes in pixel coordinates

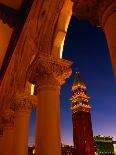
[72,69,86,91]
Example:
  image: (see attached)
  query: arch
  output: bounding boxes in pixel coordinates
[52,0,73,58]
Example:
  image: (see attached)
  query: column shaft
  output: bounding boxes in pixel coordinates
[103,12,116,76]
[2,127,14,155]
[13,112,30,155]
[35,86,61,155]
[12,94,34,155]
[27,54,72,155]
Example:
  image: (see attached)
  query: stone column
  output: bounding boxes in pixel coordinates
[72,0,116,76]
[101,2,116,76]
[1,111,14,155]
[12,94,35,155]
[27,54,72,155]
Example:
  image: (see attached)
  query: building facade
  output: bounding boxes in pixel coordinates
[28,137,115,155]
[94,135,115,155]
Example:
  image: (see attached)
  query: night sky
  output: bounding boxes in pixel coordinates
[29,16,116,146]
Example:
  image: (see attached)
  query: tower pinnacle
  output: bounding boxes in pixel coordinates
[71,70,90,113]
[72,69,87,92]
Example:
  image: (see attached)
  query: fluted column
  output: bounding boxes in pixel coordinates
[27,54,72,155]
[12,94,35,155]
[72,0,116,77]
[1,111,14,155]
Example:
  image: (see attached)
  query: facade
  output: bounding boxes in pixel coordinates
[70,70,95,155]
[61,144,76,155]
[28,138,115,155]
[94,135,115,155]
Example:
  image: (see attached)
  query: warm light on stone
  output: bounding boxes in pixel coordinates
[60,36,65,59]
[31,84,35,95]
[27,54,72,155]
[0,0,116,155]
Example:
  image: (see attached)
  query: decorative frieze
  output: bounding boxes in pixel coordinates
[71,103,91,113]
[72,0,116,26]
[27,54,72,87]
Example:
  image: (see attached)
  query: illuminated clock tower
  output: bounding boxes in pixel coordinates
[70,70,95,155]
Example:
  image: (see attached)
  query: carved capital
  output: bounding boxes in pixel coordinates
[72,0,116,26]
[27,54,73,87]
[11,94,36,113]
[1,110,14,129]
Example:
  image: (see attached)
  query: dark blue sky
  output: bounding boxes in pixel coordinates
[29,16,116,146]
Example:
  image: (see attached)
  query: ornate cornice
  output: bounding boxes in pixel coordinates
[72,0,116,26]
[11,94,36,113]
[71,103,91,113]
[27,54,73,87]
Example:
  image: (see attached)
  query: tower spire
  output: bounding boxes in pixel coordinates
[73,69,81,85]
[72,69,86,92]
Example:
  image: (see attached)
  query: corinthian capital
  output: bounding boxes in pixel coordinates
[27,54,73,86]
[11,94,36,113]
[1,110,14,129]
[72,0,116,26]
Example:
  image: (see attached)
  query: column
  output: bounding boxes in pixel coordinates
[12,94,34,155]
[101,2,116,76]
[27,54,72,155]
[1,111,14,155]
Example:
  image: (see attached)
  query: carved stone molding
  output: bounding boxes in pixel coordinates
[27,54,73,87]
[72,0,116,26]
[11,94,36,113]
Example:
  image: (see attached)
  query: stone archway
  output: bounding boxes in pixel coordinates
[51,0,73,58]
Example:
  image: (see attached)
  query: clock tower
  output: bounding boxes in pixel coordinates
[70,70,95,155]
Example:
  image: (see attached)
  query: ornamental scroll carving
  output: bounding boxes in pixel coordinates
[11,94,37,113]
[27,54,73,86]
[72,0,116,26]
